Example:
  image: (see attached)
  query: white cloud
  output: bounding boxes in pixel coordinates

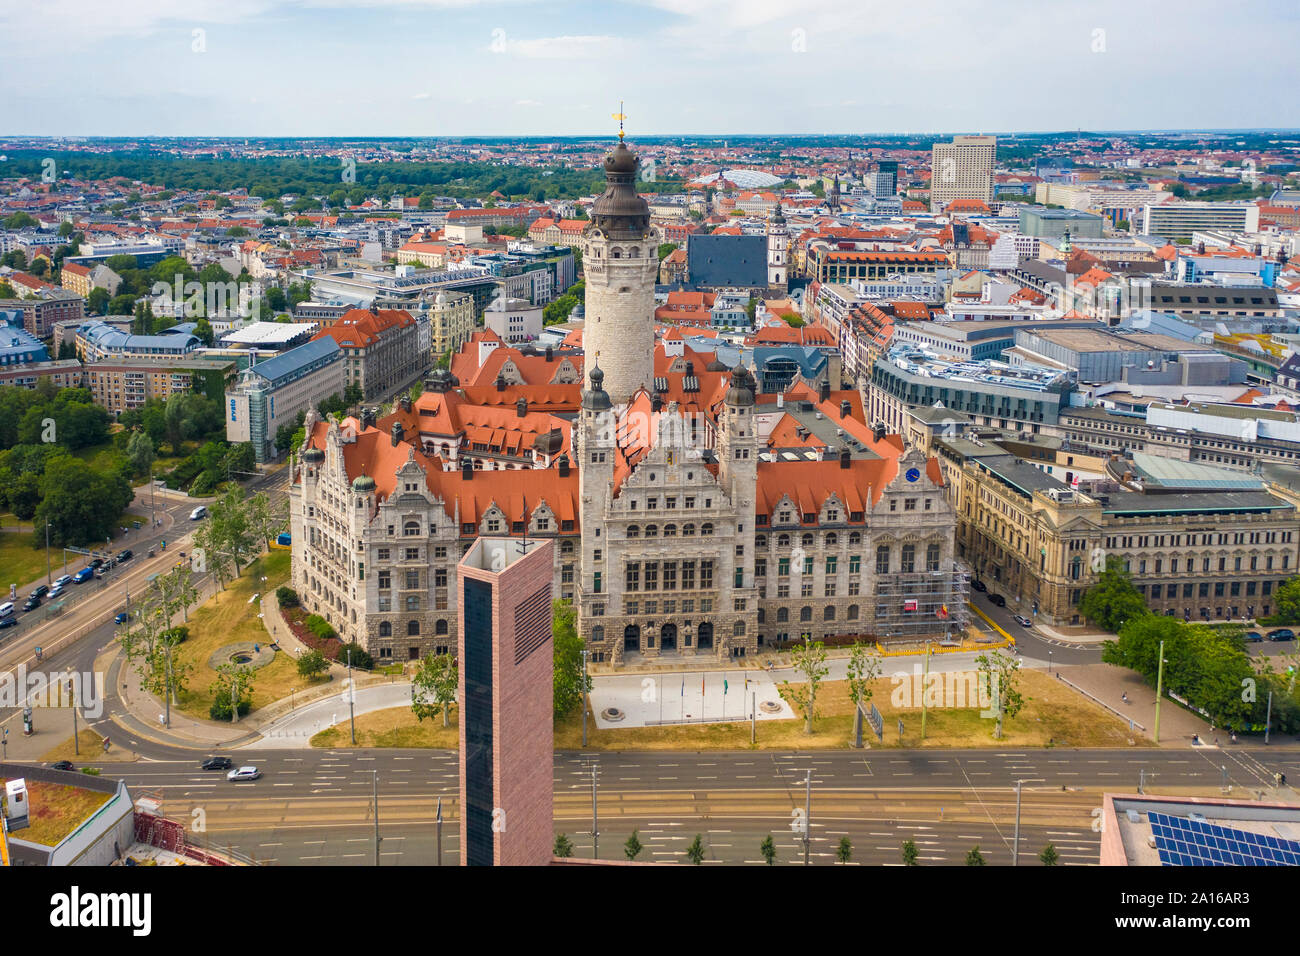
[498,35,624,59]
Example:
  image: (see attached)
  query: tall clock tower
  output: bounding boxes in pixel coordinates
[580,132,660,405]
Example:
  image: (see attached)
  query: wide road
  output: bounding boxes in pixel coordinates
[0,467,292,676]
[59,745,1300,865]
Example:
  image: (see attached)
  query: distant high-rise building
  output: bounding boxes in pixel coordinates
[458,536,556,867]
[930,135,996,213]
[871,161,898,200]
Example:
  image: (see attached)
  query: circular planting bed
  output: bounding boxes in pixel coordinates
[208,641,277,672]
[600,707,626,722]
[759,700,783,714]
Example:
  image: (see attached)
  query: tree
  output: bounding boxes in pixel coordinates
[966,845,986,866]
[552,600,590,717]
[194,316,215,346]
[846,641,882,746]
[1039,843,1059,866]
[553,834,574,858]
[657,242,678,261]
[297,649,329,680]
[412,652,458,727]
[685,834,706,865]
[344,382,364,406]
[902,840,919,866]
[760,834,776,865]
[782,638,829,734]
[975,648,1024,740]
[836,836,853,864]
[624,830,644,861]
[126,429,155,479]
[34,456,133,548]
[1271,576,1300,625]
[1078,555,1149,632]
[209,662,254,721]
[340,642,374,671]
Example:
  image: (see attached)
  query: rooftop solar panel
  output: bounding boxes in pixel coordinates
[1148,811,1300,866]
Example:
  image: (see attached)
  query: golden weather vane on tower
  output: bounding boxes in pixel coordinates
[611,102,627,140]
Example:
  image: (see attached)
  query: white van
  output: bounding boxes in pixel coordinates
[0,602,14,619]
[190,506,207,521]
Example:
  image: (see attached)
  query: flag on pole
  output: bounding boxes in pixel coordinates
[724,679,729,695]
[701,674,705,695]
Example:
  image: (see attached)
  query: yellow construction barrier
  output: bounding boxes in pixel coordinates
[968,602,1016,647]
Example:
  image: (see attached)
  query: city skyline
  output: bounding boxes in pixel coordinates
[4,0,1299,137]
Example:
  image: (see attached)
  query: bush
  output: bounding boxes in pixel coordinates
[161,626,188,645]
[276,586,299,608]
[209,697,252,721]
[339,642,373,671]
[305,614,337,641]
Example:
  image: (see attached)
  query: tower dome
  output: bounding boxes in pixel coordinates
[582,363,612,411]
[725,365,756,406]
[590,140,651,239]
[352,474,376,493]
[302,446,325,463]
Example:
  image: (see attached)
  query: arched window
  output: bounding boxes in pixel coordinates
[645,524,658,538]
[663,524,677,537]
[847,605,859,621]
[823,606,835,621]
[756,535,768,549]
[732,620,745,636]
[777,607,789,623]
[801,533,813,548]
[825,532,838,548]
[379,621,392,637]
[591,626,605,643]
[800,606,812,622]
[629,247,640,258]
[757,608,766,623]
[682,523,696,536]
[407,620,420,636]
[777,534,790,548]
[403,520,420,536]
[701,523,714,536]
[849,532,861,546]
[561,540,575,554]
[436,619,448,635]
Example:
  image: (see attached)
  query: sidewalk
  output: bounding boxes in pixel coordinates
[1032,622,1113,646]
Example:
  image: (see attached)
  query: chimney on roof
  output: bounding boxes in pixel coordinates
[361,407,376,430]
[390,421,403,447]
[651,394,663,412]
[819,380,831,402]
[399,396,411,413]
[546,345,554,362]
[461,457,473,480]
[558,454,570,478]
[516,397,528,418]
[840,399,851,419]
[873,423,886,442]
[496,375,506,392]
[840,447,851,469]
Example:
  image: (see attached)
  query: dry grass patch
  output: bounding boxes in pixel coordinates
[39,730,108,763]
[306,668,1143,752]
[171,550,298,720]
[311,705,459,749]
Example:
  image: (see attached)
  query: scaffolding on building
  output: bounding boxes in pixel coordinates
[872,562,971,644]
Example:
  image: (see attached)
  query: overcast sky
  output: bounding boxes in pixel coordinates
[3,0,1298,137]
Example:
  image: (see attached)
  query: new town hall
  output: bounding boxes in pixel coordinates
[289,137,963,665]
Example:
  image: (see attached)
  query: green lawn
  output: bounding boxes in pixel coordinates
[0,532,52,591]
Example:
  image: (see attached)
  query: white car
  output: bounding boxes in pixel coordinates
[190,506,207,521]
[53,574,73,589]
[226,765,261,782]
[48,583,67,599]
